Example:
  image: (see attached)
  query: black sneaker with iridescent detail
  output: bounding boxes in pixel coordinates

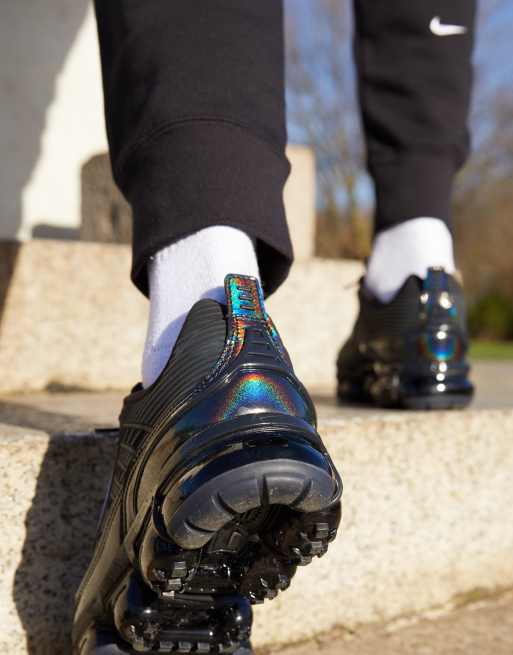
[337,268,474,410]
[73,274,342,655]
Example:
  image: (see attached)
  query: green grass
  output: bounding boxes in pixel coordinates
[470,339,513,360]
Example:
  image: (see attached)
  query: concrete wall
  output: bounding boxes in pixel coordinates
[0,240,362,394]
[2,4,106,240]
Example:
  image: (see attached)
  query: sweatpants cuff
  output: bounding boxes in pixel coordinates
[372,155,457,234]
[121,121,292,297]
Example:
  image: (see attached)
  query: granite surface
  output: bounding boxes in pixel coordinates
[0,394,512,652]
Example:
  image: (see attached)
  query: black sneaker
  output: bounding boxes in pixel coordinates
[337,268,474,410]
[73,274,342,654]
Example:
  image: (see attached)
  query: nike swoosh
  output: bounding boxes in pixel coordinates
[430,16,468,36]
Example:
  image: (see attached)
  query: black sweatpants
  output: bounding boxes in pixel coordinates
[94,0,476,297]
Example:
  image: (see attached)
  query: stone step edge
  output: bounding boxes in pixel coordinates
[1,407,513,651]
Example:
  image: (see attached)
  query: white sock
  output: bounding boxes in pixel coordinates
[364,217,455,303]
[142,226,260,388]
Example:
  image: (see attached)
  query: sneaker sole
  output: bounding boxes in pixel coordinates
[337,371,474,410]
[84,627,253,654]
[76,423,342,654]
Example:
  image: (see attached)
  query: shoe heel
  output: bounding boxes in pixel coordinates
[158,434,341,550]
[136,429,341,601]
[134,422,342,615]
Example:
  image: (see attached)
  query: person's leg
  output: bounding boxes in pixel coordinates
[94,0,293,384]
[337,1,476,409]
[94,0,292,298]
[354,0,476,301]
[74,4,343,653]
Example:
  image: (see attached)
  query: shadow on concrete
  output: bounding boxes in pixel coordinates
[0,399,114,653]
[0,399,96,434]
[3,395,117,653]
[13,430,116,654]
[31,225,81,240]
[0,241,21,326]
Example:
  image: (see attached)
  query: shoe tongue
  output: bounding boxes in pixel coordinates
[224,274,267,321]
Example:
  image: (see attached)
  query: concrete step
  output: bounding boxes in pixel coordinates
[1,387,512,653]
[0,239,363,393]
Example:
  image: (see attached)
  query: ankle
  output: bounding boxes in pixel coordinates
[365,218,455,303]
[142,226,260,388]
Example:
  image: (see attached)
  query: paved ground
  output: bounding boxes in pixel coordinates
[266,592,513,655]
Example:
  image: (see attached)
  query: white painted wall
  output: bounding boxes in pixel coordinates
[1,3,107,240]
[21,6,108,239]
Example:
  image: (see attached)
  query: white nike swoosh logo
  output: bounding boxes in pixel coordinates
[430,16,468,36]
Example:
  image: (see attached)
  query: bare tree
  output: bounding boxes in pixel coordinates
[285,0,368,258]
[453,0,513,305]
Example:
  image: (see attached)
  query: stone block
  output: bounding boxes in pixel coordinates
[0,240,363,393]
[284,145,316,261]
[1,405,513,652]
